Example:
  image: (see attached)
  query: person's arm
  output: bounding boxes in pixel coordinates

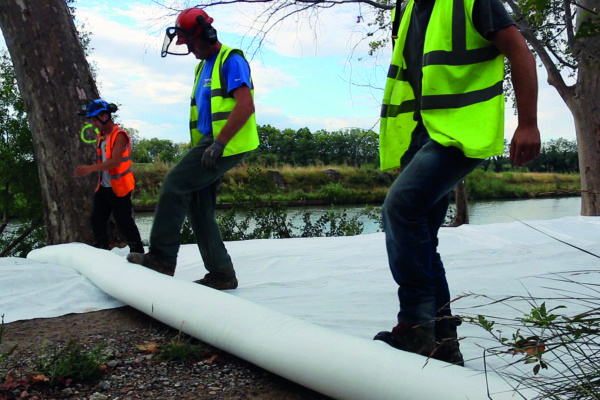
[74,133,127,177]
[491,25,541,167]
[214,84,255,145]
[201,84,254,172]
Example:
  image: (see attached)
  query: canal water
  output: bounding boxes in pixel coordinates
[134,196,583,239]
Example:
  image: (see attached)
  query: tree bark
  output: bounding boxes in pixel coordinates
[0,0,99,244]
[569,0,600,216]
[570,45,600,215]
[451,181,469,227]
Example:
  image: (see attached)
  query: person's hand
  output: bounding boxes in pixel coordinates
[510,125,541,167]
[201,140,226,173]
[75,165,94,177]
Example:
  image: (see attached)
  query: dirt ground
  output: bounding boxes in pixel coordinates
[0,306,333,400]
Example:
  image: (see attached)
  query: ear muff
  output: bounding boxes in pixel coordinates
[107,103,118,113]
[196,15,218,45]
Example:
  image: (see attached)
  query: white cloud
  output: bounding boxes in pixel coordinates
[250,61,299,95]
[1,0,576,143]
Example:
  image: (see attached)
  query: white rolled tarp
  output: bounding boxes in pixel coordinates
[28,243,529,400]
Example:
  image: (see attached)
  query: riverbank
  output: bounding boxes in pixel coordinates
[132,164,581,210]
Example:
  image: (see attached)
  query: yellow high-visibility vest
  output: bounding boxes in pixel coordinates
[189,45,259,156]
[380,0,505,170]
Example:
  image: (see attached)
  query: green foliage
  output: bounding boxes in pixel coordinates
[467,272,600,399]
[158,333,204,365]
[0,219,45,257]
[0,314,17,376]
[0,50,45,256]
[35,339,107,385]
[527,138,580,173]
[178,166,382,242]
[0,51,42,222]
[466,169,529,199]
[132,137,187,164]
[575,12,600,39]
[298,207,382,238]
[247,125,380,168]
[216,167,295,240]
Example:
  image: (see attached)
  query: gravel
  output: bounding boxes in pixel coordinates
[0,307,332,400]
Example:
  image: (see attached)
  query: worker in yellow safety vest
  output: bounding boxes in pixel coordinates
[374,0,541,366]
[127,7,259,291]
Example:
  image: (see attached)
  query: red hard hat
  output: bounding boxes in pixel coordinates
[175,8,214,44]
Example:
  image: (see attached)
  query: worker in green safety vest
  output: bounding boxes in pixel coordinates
[128,7,259,291]
[374,0,541,365]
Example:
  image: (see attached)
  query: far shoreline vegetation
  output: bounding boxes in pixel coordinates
[128,126,581,209]
[132,163,582,210]
[0,123,582,256]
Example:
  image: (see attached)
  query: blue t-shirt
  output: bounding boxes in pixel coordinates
[195,51,252,136]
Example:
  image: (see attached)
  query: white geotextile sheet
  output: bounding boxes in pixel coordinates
[2,216,600,375]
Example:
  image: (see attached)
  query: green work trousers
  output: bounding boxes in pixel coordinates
[149,135,246,278]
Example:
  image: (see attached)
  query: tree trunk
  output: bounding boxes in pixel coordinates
[571,57,600,216]
[451,180,469,227]
[0,0,100,244]
[570,1,600,216]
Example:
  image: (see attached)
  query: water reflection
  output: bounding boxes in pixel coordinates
[135,196,582,239]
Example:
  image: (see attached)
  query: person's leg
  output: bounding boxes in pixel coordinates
[188,182,234,278]
[90,187,112,250]
[427,194,466,365]
[188,151,246,289]
[382,139,481,327]
[146,135,246,264]
[147,139,224,264]
[107,190,144,253]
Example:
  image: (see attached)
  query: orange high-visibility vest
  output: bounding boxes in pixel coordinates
[96,124,135,197]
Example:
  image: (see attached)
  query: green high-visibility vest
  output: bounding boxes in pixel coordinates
[380,0,505,171]
[189,45,259,156]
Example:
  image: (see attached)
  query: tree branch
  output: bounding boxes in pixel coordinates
[0,217,43,257]
[504,0,575,104]
[192,0,393,10]
[563,0,576,51]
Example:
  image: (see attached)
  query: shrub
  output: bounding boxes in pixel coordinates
[0,314,17,380]
[159,333,204,365]
[35,339,107,385]
[466,271,600,399]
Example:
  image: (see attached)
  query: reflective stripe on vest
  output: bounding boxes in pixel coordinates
[189,45,259,157]
[379,0,505,171]
[96,125,135,197]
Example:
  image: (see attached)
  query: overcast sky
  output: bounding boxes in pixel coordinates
[2,0,577,145]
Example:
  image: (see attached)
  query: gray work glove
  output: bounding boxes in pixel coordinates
[201,140,226,173]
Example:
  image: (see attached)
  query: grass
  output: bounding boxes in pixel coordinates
[35,339,107,385]
[464,271,600,399]
[0,314,17,380]
[131,163,582,207]
[158,332,204,365]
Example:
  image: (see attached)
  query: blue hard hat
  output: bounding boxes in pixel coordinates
[85,99,110,118]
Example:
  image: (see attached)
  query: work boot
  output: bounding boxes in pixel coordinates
[432,338,465,366]
[194,272,238,290]
[373,322,436,357]
[128,241,145,254]
[433,316,465,366]
[126,252,176,276]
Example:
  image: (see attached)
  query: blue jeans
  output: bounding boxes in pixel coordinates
[382,130,482,328]
[149,135,246,278]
